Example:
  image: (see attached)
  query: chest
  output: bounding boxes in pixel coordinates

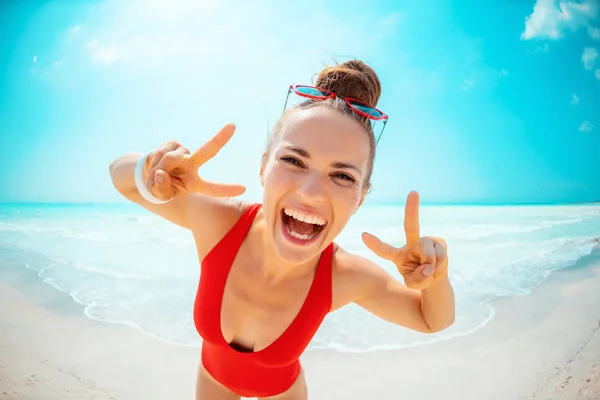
[220,263,315,352]
[193,249,332,365]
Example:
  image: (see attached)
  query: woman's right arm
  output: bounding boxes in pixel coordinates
[109,151,201,229]
[108,124,246,231]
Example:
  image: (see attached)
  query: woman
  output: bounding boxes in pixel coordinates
[109,60,455,400]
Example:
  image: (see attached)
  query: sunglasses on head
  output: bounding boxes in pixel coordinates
[282,84,389,143]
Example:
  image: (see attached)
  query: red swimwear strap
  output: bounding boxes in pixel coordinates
[202,203,262,268]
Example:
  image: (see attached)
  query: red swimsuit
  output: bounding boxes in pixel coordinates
[193,204,333,398]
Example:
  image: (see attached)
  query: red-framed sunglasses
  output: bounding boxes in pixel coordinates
[283,84,389,143]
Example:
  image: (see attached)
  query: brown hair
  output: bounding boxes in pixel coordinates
[266,59,382,189]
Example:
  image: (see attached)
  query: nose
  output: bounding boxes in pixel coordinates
[296,171,327,203]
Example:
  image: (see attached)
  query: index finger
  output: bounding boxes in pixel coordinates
[404,191,420,244]
[189,123,237,167]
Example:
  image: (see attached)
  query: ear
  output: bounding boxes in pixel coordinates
[259,151,267,187]
[354,190,368,213]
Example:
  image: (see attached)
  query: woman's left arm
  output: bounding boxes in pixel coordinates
[348,192,455,333]
[419,272,456,332]
[347,244,455,333]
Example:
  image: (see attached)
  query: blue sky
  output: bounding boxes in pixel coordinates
[1,0,599,205]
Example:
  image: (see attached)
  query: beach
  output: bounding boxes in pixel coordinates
[1,245,599,399]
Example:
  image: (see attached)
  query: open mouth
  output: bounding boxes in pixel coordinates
[281,207,327,242]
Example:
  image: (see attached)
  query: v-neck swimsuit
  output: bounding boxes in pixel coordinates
[193,203,333,398]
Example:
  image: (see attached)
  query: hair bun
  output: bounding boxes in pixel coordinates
[314,60,382,107]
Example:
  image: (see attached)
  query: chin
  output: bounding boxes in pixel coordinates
[270,205,333,265]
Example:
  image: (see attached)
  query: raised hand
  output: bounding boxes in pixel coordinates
[361,191,449,291]
[145,123,246,201]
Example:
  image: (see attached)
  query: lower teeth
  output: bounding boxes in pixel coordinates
[285,224,317,240]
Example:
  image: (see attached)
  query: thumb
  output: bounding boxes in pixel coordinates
[362,232,398,262]
[153,170,176,200]
[197,178,247,198]
[404,264,435,290]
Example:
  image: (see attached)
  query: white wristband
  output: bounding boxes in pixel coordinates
[134,152,172,204]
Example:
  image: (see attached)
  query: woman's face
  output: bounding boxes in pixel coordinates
[260,107,371,265]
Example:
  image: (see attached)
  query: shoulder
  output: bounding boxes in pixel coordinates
[330,244,395,310]
[187,196,258,260]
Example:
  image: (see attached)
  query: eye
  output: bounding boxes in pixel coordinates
[333,173,356,183]
[280,156,303,167]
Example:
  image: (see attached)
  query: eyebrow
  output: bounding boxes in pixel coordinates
[283,146,363,175]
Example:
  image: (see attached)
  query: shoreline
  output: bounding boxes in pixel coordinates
[2,240,589,356]
[1,249,600,399]
[0,253,560,356]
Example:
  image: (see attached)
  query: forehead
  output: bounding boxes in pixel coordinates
[275,107,371,162]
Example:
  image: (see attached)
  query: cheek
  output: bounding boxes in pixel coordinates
[262,163,289,203]
[327,187,363,227]
[263,163,289,188]
[331,195,359,222]
[331,180,363,204]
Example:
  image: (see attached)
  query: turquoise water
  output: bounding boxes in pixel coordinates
[0,203,599,352]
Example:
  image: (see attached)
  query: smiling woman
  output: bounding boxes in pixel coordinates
[108,59,455,400]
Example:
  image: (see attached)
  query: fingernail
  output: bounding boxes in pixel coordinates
[156,174,164,183]
[423,265,434,276]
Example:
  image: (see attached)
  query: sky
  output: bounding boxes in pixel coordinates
[0,0,599,205]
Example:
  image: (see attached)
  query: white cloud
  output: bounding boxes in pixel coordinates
[521,0,599,40]
[578,120,594,132]
[589,25,600,39]
[86,39,119,66]
[528,43,549,53]
[461,78,475,90]
[32,55,37,63]
[596,68,600,80]
[582,47,599,70]
[499,69,509,76]
[70,25,81,34]
[53,59,67,68]
[571,93,580,105]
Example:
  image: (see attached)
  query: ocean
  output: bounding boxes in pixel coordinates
[0,202,599,352]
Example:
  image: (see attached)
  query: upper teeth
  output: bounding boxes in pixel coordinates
[283,208,327,226]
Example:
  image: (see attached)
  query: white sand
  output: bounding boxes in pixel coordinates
[1,250,599,400]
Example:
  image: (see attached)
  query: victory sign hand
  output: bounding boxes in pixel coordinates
[362,191,449,291]
[145,123,246,201]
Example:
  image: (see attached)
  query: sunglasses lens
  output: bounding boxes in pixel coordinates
[348,99,383,118]
[295,86,331,97]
